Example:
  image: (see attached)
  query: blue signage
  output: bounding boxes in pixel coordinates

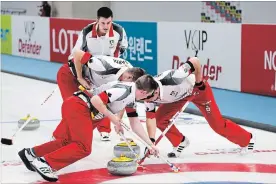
[115,21,157,75]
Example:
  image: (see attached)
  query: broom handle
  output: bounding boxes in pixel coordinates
[13,87,58,137]
[12,116,33,137]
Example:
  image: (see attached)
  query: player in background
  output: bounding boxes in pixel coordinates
[56,7,130,141]
[143,57,254,158]
[18,75,159,182]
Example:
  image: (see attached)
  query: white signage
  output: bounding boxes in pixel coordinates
[12,15,50,60]
[157,22,242,91]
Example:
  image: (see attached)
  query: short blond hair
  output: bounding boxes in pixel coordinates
[135,74,158,93]
[126,67,146,81]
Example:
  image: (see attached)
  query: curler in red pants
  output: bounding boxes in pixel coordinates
[32,96,105,170]
[55,64,111,139]
[152,82,252,148]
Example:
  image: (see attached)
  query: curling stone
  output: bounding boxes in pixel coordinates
[113,141,140,159]
[18,114,40,130]
[107,156,137,176]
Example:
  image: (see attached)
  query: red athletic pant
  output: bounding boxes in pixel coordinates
[155,82,252,147]
[33,96,104,170]
[55,64,111,135]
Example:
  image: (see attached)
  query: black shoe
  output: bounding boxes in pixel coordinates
[167,137,190,158]
[18,148,36,171]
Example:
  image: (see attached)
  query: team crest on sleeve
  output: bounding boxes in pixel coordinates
[105,88,127,102]
[109,39,115,48]
[144,102,155,112]
[107,92,112,97]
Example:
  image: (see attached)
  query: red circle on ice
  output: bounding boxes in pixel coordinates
[37,163,276,184]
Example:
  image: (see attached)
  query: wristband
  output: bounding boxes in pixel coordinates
[185,60,195,73]
[195,81,203,86]
[195,81,206,90]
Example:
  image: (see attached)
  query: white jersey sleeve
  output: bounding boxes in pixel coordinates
[154,69,195,104]
[97,82,137,116]
[91,81,117,95]
[119,28,128,56]
[105,88,128,103]
[144,102,156,112]
[103,82,136,114]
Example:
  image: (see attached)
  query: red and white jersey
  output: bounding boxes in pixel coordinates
[68,22,128,60]
[84,55,133,87]
[145,67,195,112]
[97,81,136,115]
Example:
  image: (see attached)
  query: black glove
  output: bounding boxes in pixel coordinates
[144,138,156,156]
[195,81,206,91]
[150,138,155,143]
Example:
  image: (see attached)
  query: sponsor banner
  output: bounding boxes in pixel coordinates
[1,15,12,54]
[116,21,157,75]
[241,24,276,97]
[50,18,93,63]
[157,22,241,91]
[11,16,50,60]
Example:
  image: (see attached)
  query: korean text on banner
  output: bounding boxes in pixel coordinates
[1,15,12,54]
[50,18,94,63]
[12,16,50,60]
[157,22,241,91]
[116,21,157,75]
[241,24,276,97]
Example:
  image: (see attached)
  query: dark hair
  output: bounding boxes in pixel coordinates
[126,67,146,81]
[97,7,113,19]
[135,74,158,93]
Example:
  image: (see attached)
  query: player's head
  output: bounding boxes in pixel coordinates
[143,86,160,102]
[97,7,113,34]
[120,67,146,82]
[135,74,159,100]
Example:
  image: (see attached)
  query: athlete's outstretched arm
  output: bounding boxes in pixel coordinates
[179,57,202,83]
[187,57,202,83]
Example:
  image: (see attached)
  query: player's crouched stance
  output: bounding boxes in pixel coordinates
[18,75,159,182]
[144,57,255,158]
